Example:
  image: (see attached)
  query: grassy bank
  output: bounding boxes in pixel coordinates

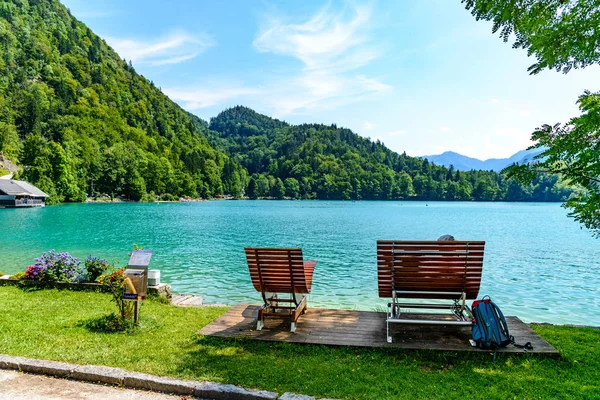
[0,286,598,399]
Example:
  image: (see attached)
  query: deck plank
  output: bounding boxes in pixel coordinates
[199,304,558,355]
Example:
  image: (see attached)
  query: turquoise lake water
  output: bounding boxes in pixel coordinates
[1,201,598,326]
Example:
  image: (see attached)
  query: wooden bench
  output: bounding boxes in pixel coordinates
[245,248,317,332]
[377,240,485,342]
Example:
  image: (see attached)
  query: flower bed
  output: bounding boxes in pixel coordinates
[22,251,105,284]
[2,250,171,300]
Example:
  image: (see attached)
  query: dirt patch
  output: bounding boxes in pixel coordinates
[0,154,18,175]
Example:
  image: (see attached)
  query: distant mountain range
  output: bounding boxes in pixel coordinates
[422,149,544,172]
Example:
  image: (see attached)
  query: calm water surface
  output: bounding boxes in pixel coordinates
[1,201,598,325]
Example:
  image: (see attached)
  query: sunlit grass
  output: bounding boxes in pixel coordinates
[0,286,598,399]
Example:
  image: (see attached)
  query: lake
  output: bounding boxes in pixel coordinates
[1,201,598,326]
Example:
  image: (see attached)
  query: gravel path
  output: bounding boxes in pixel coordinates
[0,370,196,400]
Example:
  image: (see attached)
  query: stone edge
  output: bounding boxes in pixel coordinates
[0,354,286,399]
[0,279,172,301]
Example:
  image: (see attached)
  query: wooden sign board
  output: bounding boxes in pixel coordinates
[128,250,153,267]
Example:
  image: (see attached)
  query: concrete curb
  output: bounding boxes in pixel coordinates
[0,354,336,400]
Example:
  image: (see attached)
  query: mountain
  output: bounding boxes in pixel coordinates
[206,106,573,202]
[0,1,571,203]
[423,149,544,172]
[0,0,243,203]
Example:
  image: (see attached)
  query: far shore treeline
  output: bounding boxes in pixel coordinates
[0,1,577,204]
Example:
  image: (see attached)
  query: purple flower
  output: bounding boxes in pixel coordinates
[33,250,81,282]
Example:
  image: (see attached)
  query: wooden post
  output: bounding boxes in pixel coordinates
[134,299,140,324]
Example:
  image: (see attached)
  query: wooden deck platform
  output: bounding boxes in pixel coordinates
[200,304,558,355]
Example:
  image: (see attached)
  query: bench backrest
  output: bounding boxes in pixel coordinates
[245,248,311,294]
[377,240,485,300]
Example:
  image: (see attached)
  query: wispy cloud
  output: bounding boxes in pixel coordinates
[254,3,377,72]
[388,129,408,136]
[73,11,113,18]
[164,4,389,115]
[363,121,375,130]
[106,31,214,66]
[252,3,390,115]
[440,126,452,133]
[164,86,260,109]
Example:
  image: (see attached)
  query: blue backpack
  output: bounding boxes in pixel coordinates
[471,296,513,350]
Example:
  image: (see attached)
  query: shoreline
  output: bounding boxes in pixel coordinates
[67,198,567,205]
[0,277,596,328]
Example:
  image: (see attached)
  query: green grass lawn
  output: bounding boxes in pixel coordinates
[0,286,598,399]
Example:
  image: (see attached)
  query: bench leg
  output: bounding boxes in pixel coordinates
[256,308,265,331]
[387,320,392,343]
[290,296,306,333]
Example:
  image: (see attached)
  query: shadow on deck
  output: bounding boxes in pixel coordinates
[199,304,558,355]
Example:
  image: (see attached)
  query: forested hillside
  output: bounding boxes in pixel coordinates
[208,106,575,201]
[0,0,244,203]
[0,1,574,203]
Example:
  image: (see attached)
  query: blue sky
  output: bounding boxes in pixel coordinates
[62,0,599,159]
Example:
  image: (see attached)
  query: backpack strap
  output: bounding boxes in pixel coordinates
[490,301,533,350]
[511,337,533,350]
[489,300,511,344]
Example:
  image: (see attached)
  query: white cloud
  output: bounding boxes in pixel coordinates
[388,130,408,136]
[106,31,214,66]
[254,4,376,72]
[150,53,200,66]
[162,4,389,115]
[355,75,392,92]
[489,98,501,105]
[250,3,390,116]
[363,121,375,130]
[73,11,113,18]
[440,126,452,133]
[163,86,260,110]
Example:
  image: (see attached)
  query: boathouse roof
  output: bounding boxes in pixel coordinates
[0,180,48,197]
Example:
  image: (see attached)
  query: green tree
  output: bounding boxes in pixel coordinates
[0,0,244,203]
[473,180,496,201]
[284,177,300,198]
[413,175,431,198]
[271,177,285,199]
[246,175,258,199]
[463,0,600,74]
[464,0,600,235]
[507,98,600,234]
[395,171,414,198]
[256,175,270,198]
[445,181,460,201]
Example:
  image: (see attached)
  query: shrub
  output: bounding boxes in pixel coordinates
[159,193,178,201]
[11,271,26,280]
[80,313,135,333]
[0,271,4,277]
[98,266,134,322]
[140,191,156,203]
[84,256,108,282]
[34,250,81,282]
[25,265,45,280]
